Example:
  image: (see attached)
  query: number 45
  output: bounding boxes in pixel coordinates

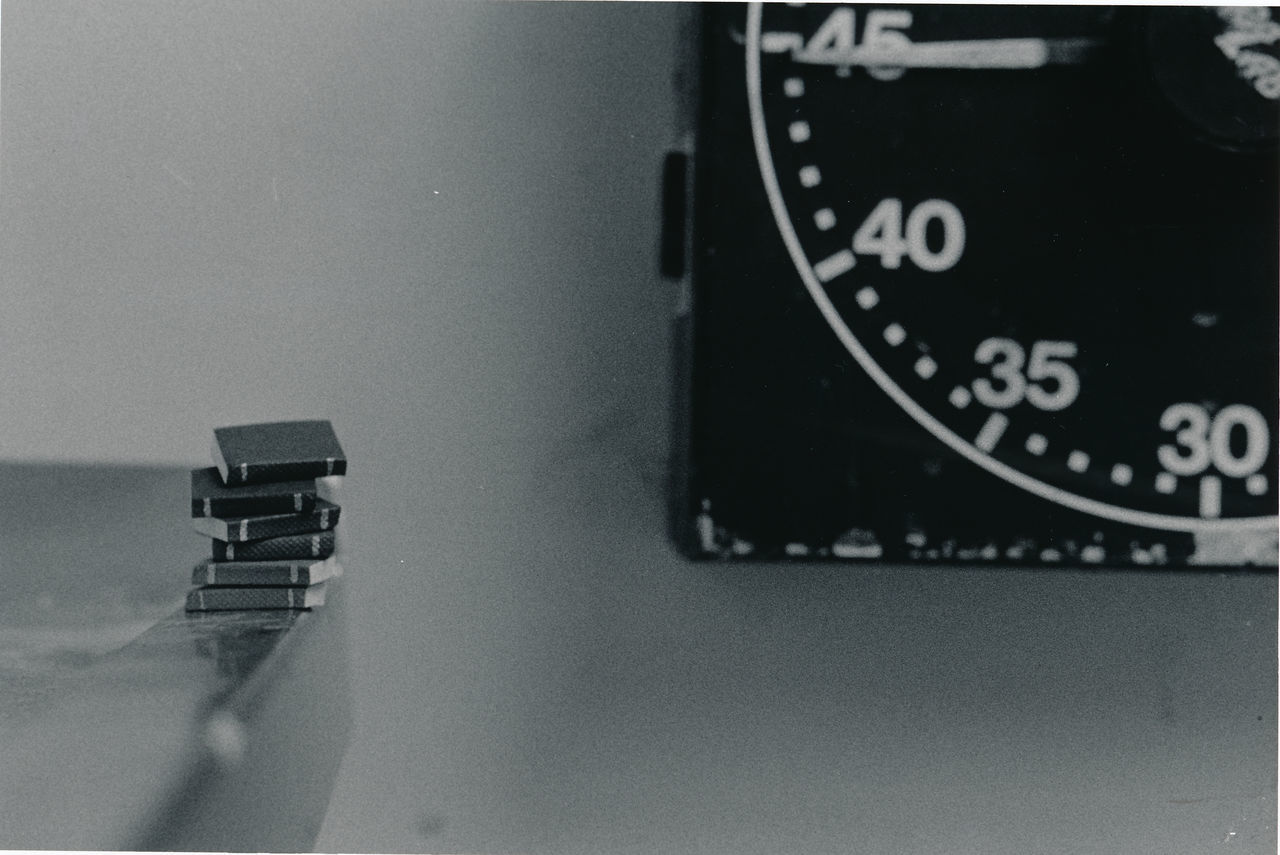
[804,7,914,55]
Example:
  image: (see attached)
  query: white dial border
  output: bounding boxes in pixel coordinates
[744,3,1276,534]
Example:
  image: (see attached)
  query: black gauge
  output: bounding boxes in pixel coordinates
[671,5,1279,565]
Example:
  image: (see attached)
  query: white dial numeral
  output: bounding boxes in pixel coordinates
[905,199,966,272]
[1210,404,1271,477]
[852,198,965,272]
[864,10,913,49]
[803,8,914,56]
[852,198,908,269]
[972,338,1080,412]
[1157,403,1211,476]
[1023,340,1080,411]
[972,337,1026,409]
[1159,403,1271,479]
[804,7,855,55]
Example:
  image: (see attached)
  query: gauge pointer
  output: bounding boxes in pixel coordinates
[791,37,1103,70]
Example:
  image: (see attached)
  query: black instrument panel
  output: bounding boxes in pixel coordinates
[670,4,1279,567]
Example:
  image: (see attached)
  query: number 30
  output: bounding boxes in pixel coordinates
[1157,403,1270,478]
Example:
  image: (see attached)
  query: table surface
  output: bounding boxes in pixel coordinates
[0,465,1271,854]
[0,463,351,851]
[0,462,1271,854]
[316,436,1278,855]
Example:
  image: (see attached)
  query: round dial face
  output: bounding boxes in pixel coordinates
[746,4,1279,534]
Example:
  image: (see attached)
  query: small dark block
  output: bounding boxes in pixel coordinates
[191,467,316,518]
[191,499,340,543]
[213,420,347,486]
[192,557,341,587]
[185,582,327,611]
[212,530,336,562]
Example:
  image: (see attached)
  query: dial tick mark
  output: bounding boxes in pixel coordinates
[975,412,1009,452]
[814,249,856,282]
[1200,475,1222,518]
[914,356,938,380]
[1067,451,1091,473]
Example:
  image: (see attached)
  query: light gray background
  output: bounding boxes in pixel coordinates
[2,0,675,469]
[2,3,1275,853]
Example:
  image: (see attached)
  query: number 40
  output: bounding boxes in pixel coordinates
[852,198,966,273]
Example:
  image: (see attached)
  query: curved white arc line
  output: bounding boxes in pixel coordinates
[745,4,1275,535]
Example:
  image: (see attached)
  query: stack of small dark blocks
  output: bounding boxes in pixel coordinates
[186,420,347,612]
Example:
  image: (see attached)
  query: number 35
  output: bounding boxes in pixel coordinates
[971,338,1080,412]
